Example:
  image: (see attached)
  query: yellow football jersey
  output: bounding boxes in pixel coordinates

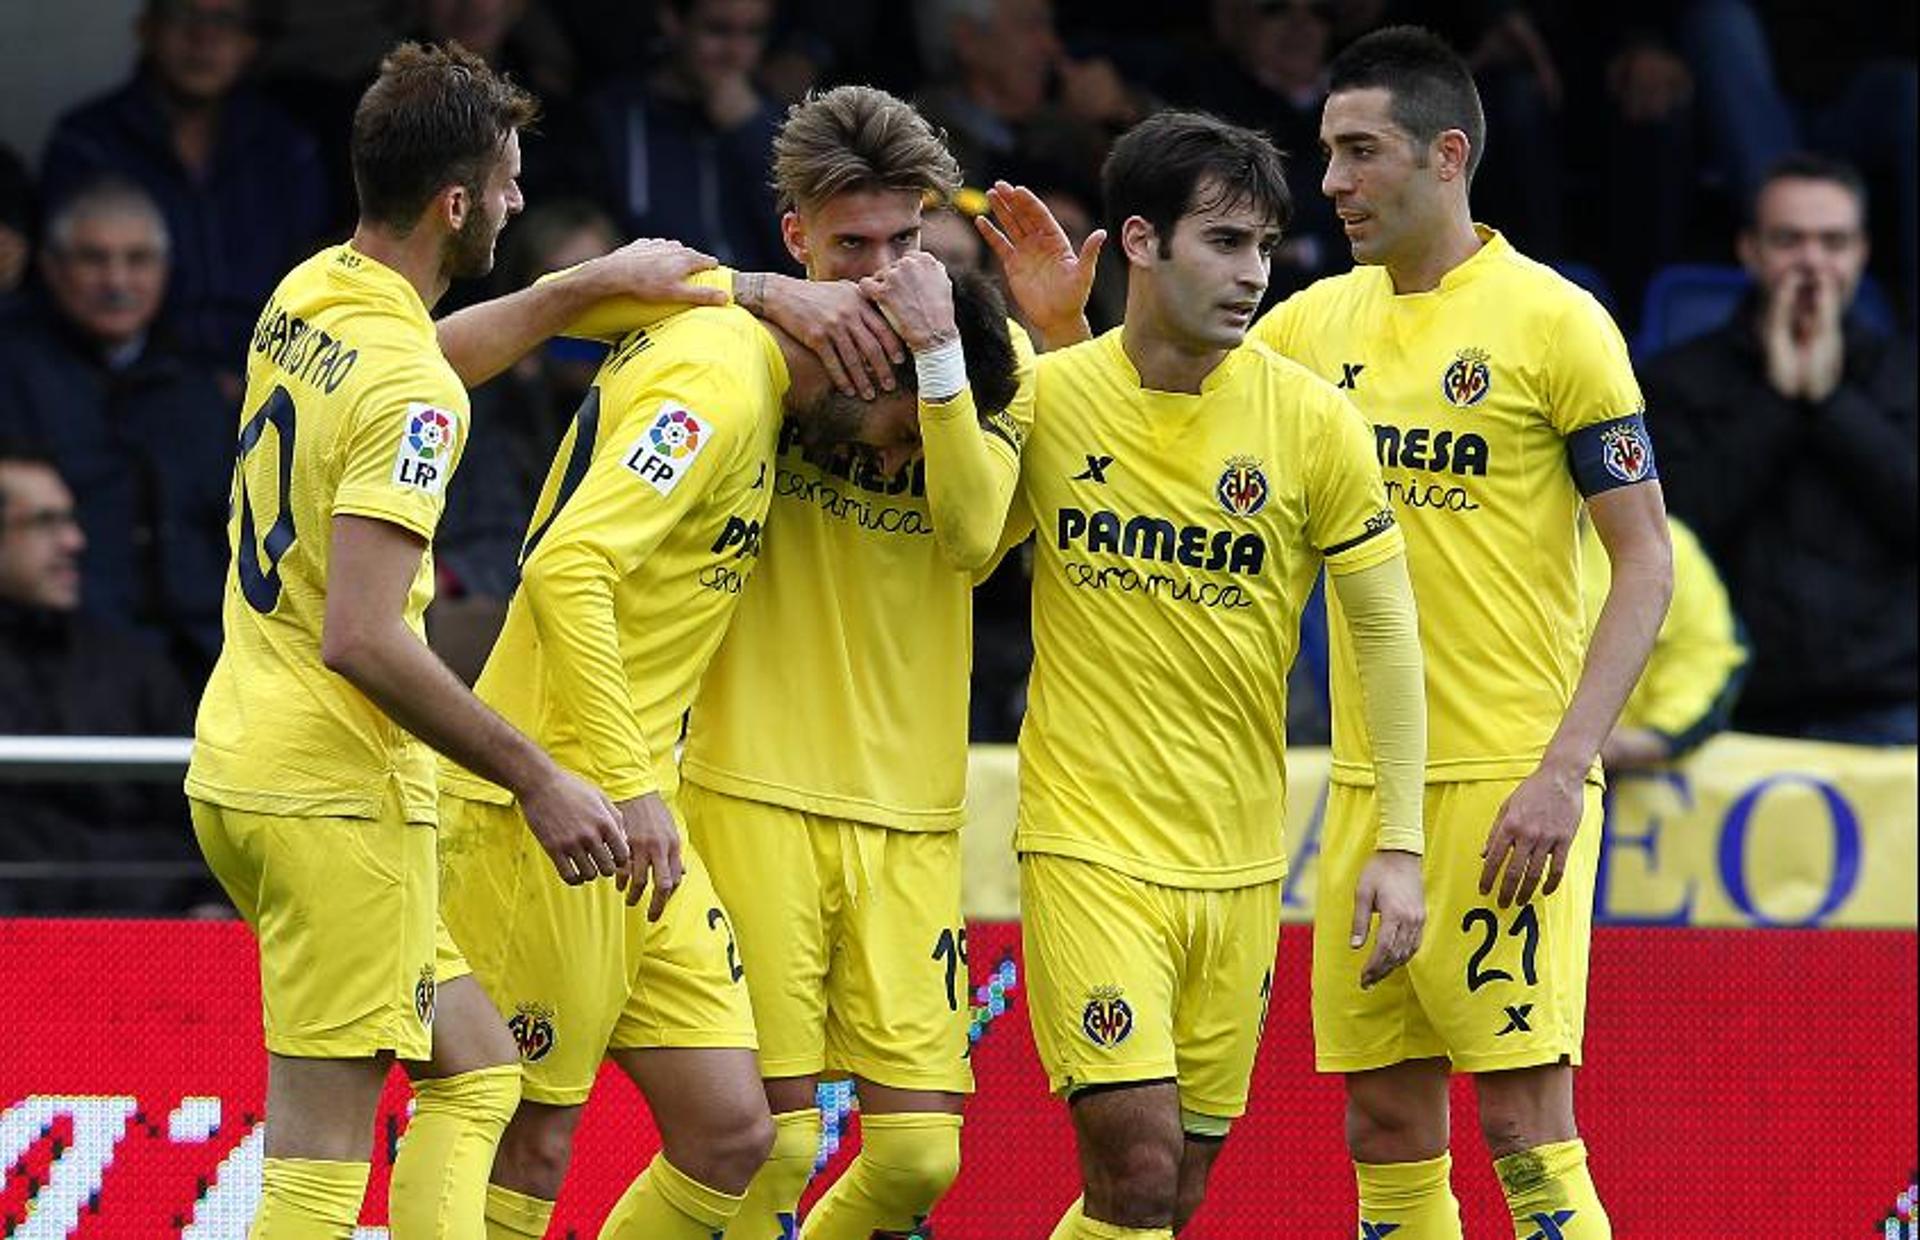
[679,329,1037,831]
[188,244,469,822]
[1253,228,1646,786]
[439,306,786,806]
[1014,330,1402,889]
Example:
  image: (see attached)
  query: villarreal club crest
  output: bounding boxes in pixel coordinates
[1442,347,1492,407]
[1217,455,1270,518]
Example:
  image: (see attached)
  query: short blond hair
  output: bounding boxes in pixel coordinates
[772,86,962,214]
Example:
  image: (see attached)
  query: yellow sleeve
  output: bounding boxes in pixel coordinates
[1545,288,1645,435]
[919,327,1035,571]
[332,362,468,540]
[1308,389,1403,576]
[1327,553,1426,853]
[1623,518,1747,749]
[517,364,748,800]
[545,265,737,343]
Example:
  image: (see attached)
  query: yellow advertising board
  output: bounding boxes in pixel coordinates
[960,733,1917,928]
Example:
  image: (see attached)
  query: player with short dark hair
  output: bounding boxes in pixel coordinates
[1252,25,1674,1239]
[1009,108,1430,1240]
[186,41,730,1238]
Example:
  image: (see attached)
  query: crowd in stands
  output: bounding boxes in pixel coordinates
[0,0,1912,913]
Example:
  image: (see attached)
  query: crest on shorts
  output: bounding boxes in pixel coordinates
[1599,421,1651,483]
[414,965,436,1028]
[1081,984,1135,1048]
[1441,347,1492,407]
[507,1002,557,1062]
[1216,455,1269,518]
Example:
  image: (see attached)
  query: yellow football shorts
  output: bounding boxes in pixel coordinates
[190,795,464,1061]
[1020,853,1281,1120]
[438,791,756,1106]
[681,782,974,1093]
[1311,777,1604,1075]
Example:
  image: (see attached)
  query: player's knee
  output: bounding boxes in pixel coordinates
[700,1103,777,1188]
[1085,1136,1180,1228]
[1345,1084,1446,1162]
[494,1104,581,1199]
[858,1114,963,1215]
[1474,1096,1545,1158]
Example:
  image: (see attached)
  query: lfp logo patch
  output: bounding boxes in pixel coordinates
[393,403,460,493]
[625,402,709,496]
[1441,347,1492,407]
[1082,985,1135,1048]
[1217,455,1269,518]
[1599,422,1652,483]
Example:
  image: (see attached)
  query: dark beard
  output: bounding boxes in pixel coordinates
[444,205,499,280]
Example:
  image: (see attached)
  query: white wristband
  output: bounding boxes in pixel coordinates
[913,336,967,403]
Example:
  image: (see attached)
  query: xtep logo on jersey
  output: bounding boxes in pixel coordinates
[1072,453,1114,483]
[1338,362,1366,390]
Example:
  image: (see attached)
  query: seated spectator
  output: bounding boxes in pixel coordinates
[0,441,207,915]
[1582,513,1747,770]
[582,0,789,271]
[431,199,621,681]
[1647,153,1916,744]
[0,178,233,684]
[1183,0,1346,299]
[916,0,1152,194]
[40,0,328,384]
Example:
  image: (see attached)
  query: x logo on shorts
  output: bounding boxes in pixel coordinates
[1360,1223,1402,1239]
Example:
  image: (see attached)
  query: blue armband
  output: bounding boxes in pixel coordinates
[1566,412,1658,497]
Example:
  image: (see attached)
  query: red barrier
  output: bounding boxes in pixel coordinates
[1,920,1913,1237]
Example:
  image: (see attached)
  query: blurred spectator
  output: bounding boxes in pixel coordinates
[1183,0,1346,299]
[1647,154,1916,744]
[0,441,207,915]
[1582,514,1747,770]
[0,144,32,305]
[916,0,1151,194]
[0,178,233,685]
[582,0,787,270]
[39,0,329,386]
[430,198,619,681]
[1676,0,1916,316]
[921,203,987,276]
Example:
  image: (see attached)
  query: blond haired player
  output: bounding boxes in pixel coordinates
[1252,26,1674,1240]
[558,84,1097,1240]
[999,110,1429,1240]
[187,42,730,1239]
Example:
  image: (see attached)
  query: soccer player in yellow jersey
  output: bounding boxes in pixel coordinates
[1249,27,1676,1240]
[1003,110,1430,1240]
[437,255,1020,1240]
[186,44,732,1240]
[555,86,1097,1240]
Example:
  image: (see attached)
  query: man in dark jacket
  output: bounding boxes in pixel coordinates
[0,442,206,914]
[1646,153,1916,743]
[0,177,233,684]
[39,0,328,382]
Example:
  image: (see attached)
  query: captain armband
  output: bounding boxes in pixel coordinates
[1566,412,1659,497]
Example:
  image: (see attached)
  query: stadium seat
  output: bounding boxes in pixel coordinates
[1634,263,1898,359]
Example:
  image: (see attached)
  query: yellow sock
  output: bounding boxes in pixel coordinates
[599,1153,744,1239]
[484,1182,555,1239]
[251,1157,370,1239]
[1355,1153,1463,1238]
[1045,1200,1173,1240]
[1493,1139,1611,1239]
[802,1112,960,1240]
[390,1064,522,1239]
[726,1109,819,1240]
